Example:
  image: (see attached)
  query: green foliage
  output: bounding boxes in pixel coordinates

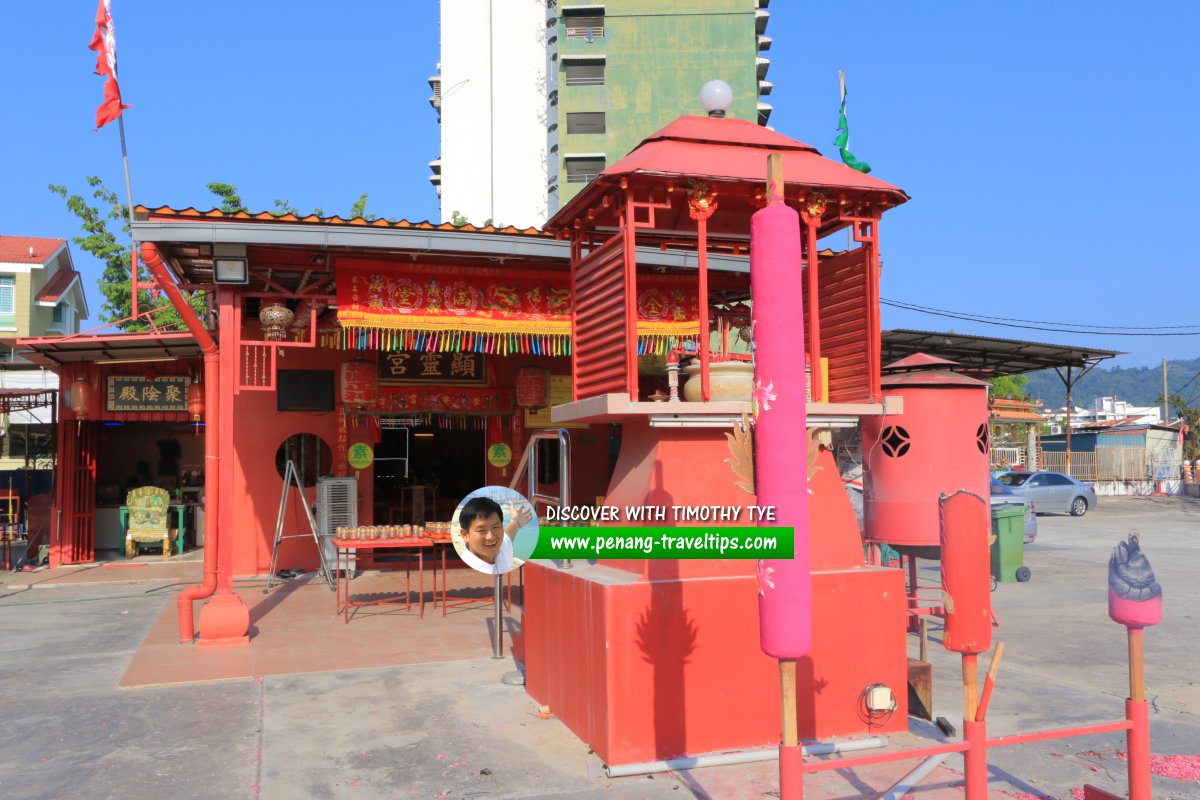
[1159,393,1198,461]
[206,182,246,214]
[450,210,468,227]
[271,199,301,217]
[349,192,377,221]
[49,177,205,332]
[989,374,1029,399]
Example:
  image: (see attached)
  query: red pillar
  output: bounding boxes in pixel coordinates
[197,285,250,646]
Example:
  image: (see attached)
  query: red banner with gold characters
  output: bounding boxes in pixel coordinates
[332,258,700,354]
[364,386,513,416]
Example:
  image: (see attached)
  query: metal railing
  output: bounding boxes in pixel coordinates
[510,428,572,566]
[491,429,572,661]
[565,25,605,38]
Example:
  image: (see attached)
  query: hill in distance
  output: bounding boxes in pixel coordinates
[1022,357,1200,410]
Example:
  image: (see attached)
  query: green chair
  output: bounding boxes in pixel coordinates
[122,487,181,558]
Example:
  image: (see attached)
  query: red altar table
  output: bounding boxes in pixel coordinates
[334,537,432,622]
[429,540,519,617]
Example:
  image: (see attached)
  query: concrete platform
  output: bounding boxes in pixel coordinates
[1,496,1197,798]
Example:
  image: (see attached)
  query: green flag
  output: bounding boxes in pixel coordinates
[835,74,872,174]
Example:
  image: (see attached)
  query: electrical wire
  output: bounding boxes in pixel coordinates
[882,299,1200,337]
[881,298,1200,331]
[1171,369,1200,399]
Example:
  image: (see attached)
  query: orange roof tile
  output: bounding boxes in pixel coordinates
[0,236,66,264]
[135,206,553,238]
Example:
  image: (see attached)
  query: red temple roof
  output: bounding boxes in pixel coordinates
[548,115,908,232]
[135,206,551,238]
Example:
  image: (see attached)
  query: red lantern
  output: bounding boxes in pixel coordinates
[187,381,205,435]
[515,366,551,409]
[70,376,91,424]
[341,359,378,409]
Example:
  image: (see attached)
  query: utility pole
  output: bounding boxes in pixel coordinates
[1163,358,1170,423]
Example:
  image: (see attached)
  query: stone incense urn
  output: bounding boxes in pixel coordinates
[682,360,754,402]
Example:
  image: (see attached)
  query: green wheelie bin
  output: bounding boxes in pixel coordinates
[990,504,1030,582]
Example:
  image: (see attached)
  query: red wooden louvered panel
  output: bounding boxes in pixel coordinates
[572,233,628,400]
[802,248,872,405]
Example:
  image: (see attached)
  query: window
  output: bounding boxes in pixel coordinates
[275,433,333,488]
[565,157,606,183]
[1045,473,1074,486]
[9,424,52,462]
[564,59,605,86]
[52,303,64,323]
[0,277,13,315]
[566,111,605,134]
[564,12,604,39]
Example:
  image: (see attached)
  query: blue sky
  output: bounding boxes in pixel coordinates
[3,2,1197,367]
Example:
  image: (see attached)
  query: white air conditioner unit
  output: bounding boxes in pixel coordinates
[317,477,358,575]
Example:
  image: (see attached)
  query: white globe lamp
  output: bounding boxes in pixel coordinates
[699,80,733,118]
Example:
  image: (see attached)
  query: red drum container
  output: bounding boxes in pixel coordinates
[861,355,990,558]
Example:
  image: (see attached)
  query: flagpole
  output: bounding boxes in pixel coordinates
[840,71,852,252]
[117,114,139,320]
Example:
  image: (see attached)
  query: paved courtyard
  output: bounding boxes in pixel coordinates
[0,495,1197,799]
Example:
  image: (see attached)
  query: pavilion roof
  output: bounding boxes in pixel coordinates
[547,115,909,235]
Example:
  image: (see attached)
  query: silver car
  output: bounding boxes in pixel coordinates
[989,477,1038,544]
[997,471,1098,517]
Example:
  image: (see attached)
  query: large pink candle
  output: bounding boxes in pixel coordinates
[751,197,812,659]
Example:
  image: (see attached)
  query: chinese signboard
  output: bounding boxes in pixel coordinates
[106,376,190,412]
[486,443,513,468]
[377,350,488,386]
[347,443,375,470]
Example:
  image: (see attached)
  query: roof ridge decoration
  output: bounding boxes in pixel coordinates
[135,205,550,237]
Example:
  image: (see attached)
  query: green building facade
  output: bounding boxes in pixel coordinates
[551,0,771,212]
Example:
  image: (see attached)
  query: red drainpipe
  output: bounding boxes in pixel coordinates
[138,243,220,643]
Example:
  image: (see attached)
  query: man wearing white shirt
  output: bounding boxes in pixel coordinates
[458,496,532,575]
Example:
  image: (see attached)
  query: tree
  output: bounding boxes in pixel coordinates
[989,374,1029,400]
[349,192,374,221]
[1158,392,1198,462]
[206,182,247,214]
[53,179,388,331]
[271,199,301,217]
[49,177,205,332]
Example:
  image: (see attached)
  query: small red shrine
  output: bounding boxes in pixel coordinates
[524,113,914,764]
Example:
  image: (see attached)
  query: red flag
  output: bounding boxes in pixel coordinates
[88,0,130,128]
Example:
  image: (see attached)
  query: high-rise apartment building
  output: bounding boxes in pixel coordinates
[430,0,770,227]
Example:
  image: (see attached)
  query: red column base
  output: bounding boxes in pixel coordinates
[779,744,804,800]
[196,591,251,646]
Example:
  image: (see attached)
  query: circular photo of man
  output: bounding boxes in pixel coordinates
[452,487,538,575]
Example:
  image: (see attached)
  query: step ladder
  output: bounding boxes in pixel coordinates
[264,459,335,592]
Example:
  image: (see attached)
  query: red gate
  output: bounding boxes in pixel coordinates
[53,420,96,565]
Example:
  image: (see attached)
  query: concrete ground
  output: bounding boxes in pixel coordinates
[0,495,1197,799]
[917,495,1200,799]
